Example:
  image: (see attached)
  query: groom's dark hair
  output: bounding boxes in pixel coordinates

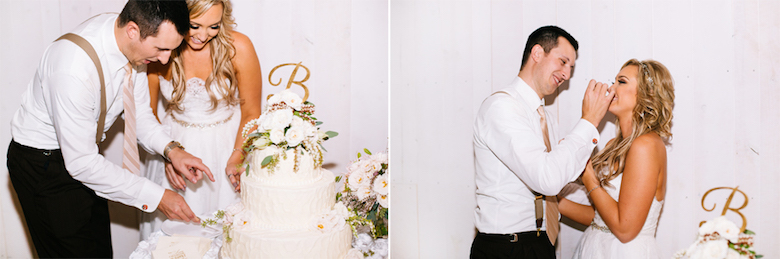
[118,0,190,39]
[520,25,579,70]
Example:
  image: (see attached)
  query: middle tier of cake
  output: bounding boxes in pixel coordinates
[241,168,337,230]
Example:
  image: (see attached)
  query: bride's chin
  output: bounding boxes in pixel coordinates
[187,42,205,50]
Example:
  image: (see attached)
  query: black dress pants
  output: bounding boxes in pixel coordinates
[470,231,555,259]
[7,140,112,258]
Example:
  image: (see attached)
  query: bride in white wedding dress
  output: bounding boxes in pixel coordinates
[139,0,263,239]
[559,59,675,259]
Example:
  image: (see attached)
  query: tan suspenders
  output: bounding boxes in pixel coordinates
[55,33,106,144]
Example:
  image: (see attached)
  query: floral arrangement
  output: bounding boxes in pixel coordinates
[336,148,389,258]
[345,233,389,259]
[240,89,337,174]
[202,201,351,243]
[200,202,250,243]
[310,202,350,234]
[673,216,762,259]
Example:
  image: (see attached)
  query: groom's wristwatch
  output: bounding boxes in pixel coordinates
[163,141,184,162]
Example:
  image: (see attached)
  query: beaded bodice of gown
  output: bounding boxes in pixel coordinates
[159,76,236,125]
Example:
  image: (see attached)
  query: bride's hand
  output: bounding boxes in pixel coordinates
[582,160,600,188]
[226,150,246,192]
[165,161,187,190]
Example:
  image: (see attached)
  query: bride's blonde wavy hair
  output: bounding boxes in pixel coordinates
[167,0,239,112]
[591,59,675,186]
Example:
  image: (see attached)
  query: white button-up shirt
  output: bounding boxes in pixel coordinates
[10,14,169,213]
[473,77,599,234]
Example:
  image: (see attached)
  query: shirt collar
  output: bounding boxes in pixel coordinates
[100,14,131,74]
[511,76,545,110]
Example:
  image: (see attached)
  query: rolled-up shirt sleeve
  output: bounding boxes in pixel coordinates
[478,94,599,196]
[46,71,164,213]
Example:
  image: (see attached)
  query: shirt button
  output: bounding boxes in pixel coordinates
[592,138,598,144]
[142,204,148,210]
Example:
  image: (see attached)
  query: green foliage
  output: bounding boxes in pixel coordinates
[200,218,218,227]
[261,155,273,166]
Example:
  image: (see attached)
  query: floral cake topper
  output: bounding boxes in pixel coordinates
[240,89,337,174]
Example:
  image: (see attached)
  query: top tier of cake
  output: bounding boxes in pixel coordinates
[245,145,322,186]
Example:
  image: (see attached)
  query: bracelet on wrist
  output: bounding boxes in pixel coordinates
[163,141,184,162]
[587,185,602,196]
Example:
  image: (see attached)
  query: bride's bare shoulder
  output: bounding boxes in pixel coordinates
[627,132,666,161]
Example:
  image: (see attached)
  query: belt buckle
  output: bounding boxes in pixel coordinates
[510,233,518,242]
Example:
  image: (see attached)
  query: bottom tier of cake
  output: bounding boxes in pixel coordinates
[220,223,352,259]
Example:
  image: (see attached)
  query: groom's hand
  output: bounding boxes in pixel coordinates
[581,79,615,127]
[158,189,199,222]
[167,148,216,184]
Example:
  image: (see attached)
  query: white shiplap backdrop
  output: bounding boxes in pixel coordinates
[390,0,780,258]
[0,0,388,257]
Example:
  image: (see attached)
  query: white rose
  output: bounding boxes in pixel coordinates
[356,186,374,200]
[285,126,305,147]
[331,213,346,230]
[278,89,303,110]
[377,194,389,208]
[373,174,388,196]
[270,128,285,144]
[699,218,717,236]
[332,202,350,219]
[252,136,270,148]
[267,92,282,105]
[270,109,293,130]
[362,160,380,175]
[353,233,374,253]
[310,214,333,233]
[304,123,318,137]
[348,170,371,190]
[310,213,342,233]
[712,217,740,243]
[255,113,270,131]
[347,159,364,175]
[290,116,304,127]
[370,153,388,164]
[345,249,365,259]
[370,238,388,257]
[232,211,252,229]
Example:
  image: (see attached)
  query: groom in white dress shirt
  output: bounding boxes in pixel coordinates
[6,0,215,257]
[471,26,614,258]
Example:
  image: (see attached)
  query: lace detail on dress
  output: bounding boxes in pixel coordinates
[158,76,237,126]
[185,77,207,97]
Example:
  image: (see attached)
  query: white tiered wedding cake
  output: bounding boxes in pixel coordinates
[217,89,351,259]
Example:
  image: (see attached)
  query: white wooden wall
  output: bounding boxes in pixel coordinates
[391,0,780,258]
[0,0,388,258]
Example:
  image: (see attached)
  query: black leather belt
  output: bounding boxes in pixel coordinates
[477,231,547,243]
